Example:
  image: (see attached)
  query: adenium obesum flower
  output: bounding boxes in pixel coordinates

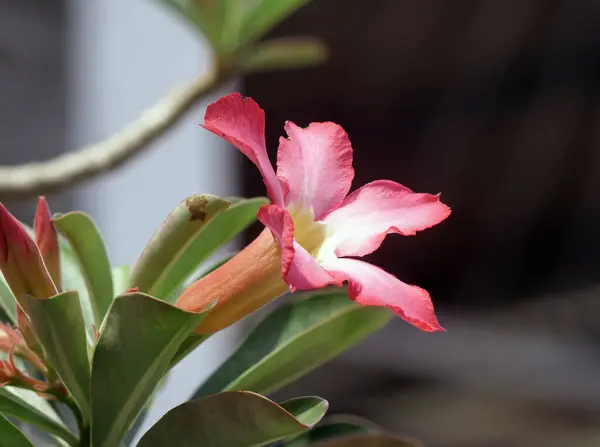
[0,199,58,303]
[177,93,450,333]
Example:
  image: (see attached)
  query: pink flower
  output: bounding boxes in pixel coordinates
[178,93,450,333]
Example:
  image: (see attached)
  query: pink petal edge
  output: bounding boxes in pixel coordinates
[202,93,284,205]
[322,257,444,332]
[323,180,451,258]
[277,121,354,219]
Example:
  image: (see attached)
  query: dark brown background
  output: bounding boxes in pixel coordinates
[245,2,600,446]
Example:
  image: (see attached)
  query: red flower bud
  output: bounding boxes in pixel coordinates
[0,203,57,303]
[34,197,61,289]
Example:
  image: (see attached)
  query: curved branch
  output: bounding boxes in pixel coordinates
[0,66,220,199]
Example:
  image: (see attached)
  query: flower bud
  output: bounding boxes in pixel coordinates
[176,228,288,333]
[0,203,57,302]
[34,197,61,290]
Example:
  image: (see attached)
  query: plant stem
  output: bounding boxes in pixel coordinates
[0,63,223,199]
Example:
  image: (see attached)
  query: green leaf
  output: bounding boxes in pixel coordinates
[53,212,113,326]
[281,416,376,446]
[20,291,91,421]
[129,194,230,301]
[90,292,213,447]
[156,0,228,50]
[0,388,77,446]
[131,196,266,302]
[0,272,16,322]
[308,434,423,447]
[137,391,327,447]
[239,0,314,45]
[193,290,393,397]
[0,414,35,447]
[56,232,94,343]
[111,265,130,296]
[241,37,328,74]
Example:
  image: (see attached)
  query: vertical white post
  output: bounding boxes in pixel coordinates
[66,0,241,438]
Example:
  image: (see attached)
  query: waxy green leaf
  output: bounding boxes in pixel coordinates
[194,290,393,397]
[0,387,77,446]
[281,416,376,446]
[0,414,35,447]
[20,291,91,421]
[53,212,113,326]
[91,292,213,447]
[131,196,266,302]
[129,194,230,301]
[55,231,94,342]
[111,265,130,296]
[137,391,328,447]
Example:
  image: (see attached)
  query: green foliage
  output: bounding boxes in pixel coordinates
[128,194,231,300]
[0,193,411,446]
[90,292,213,447]
[0,414,35,447]
[280,416,375,446]
[137,392,328,446]
[53,212,114,326]
[129,195,264,302]
[0,388,77,446]
[194,289,393,397]
[157,0,326,74]
[20,291,91,422]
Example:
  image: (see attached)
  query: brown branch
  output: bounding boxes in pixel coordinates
[0,65,221,199]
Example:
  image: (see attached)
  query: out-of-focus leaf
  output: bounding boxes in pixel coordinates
[309,434,423,447]
[0,272,16,322]
[111,265,130,296]
[241,37,328,73]
[129,194,230,301]
[281,416,376,446]
[157,0,228,49]
[0,388,77,446]
[137,391,327,447]
[193,289,393,397]
[53,212,113,326]
[90,292,213,447]
[0,414,35,447]
[20,291,90,421]
[239,0,313,44]
[131,196,266,303]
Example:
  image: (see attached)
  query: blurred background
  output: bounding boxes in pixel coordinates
[2,0,600,446]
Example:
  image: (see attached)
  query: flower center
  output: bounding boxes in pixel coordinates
[287,204,328,257]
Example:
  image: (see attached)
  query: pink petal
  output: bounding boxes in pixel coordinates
[203,93,284,205]
[322,257,443,332]
[257,204,338,292]
[277,121,354,219]
[323,180,451,257]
